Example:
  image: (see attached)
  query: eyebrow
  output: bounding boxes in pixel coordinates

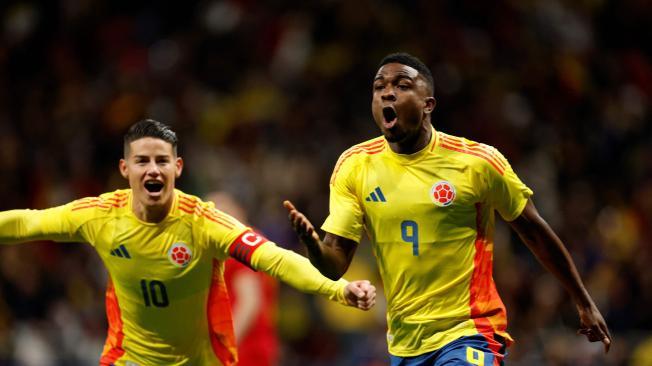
[133,154,172,159]
[374,73,415,82]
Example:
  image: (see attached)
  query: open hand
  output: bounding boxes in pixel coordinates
[283,200,320,246]
[344,280,376,310]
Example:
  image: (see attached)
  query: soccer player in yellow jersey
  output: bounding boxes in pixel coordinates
[284,53,611,365]
[0,119,376,366]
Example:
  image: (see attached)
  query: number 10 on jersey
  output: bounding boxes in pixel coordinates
[140,279,169,307]
[401,220,419,256]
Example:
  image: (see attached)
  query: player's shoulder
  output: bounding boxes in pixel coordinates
[176,190,202,210]
[436,131,508,175]
[69,189,130,214]
[176,190,210,217]
[331,136,387,181]
[341,136,387,160]
[176,190,240,230]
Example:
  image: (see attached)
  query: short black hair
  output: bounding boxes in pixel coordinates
[123,119,178,157]
[379,52,434,96]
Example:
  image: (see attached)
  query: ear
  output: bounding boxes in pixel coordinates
[175,157,184,178]
[424,97,436,114]
[119,159,129,179]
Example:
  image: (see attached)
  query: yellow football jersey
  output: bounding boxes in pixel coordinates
[322,128,533,357]
[0,189,348,365]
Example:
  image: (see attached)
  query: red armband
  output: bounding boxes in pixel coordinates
[228,230,267,269]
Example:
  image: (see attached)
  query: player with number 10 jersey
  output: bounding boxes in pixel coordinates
[322,129,532,357]
[0,120,377,366]
[0,189,357,365]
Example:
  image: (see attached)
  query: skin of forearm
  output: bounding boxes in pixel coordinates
[304,233,357,281]
[305,234,352,280]
[512,210,593,308]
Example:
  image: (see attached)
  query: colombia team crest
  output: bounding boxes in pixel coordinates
[168,242,192,267]
[431,180,456,207]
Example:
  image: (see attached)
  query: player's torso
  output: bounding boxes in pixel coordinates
[94,215,220,365]
[360,150,480,293]
[355,146,489,347]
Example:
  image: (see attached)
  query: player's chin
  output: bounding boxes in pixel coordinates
[143,191,163,201]
[383,130,404,143]
[141,190,169,205]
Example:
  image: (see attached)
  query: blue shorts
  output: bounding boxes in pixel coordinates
[389,334,507,366]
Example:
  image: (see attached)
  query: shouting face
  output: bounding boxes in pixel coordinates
[371,63,435,153]
[120,137,183,222]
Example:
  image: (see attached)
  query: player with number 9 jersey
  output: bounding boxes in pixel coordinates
[322,128,532,358]
[285,52,611,365]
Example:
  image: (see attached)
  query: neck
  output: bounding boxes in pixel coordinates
[389,122,432,154]
[132,198,173,223]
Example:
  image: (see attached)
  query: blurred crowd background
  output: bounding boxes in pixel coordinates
[0,0,650,365]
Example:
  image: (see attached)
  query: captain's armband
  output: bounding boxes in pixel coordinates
[228,230,268,269]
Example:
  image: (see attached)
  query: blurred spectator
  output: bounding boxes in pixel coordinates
[205,191,279,366]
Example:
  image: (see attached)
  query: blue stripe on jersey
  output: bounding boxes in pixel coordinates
[375,187,386,202]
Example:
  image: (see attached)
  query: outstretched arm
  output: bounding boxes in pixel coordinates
[245,240,375,311]
[509,199,612,352]
[0,207,81,244]
[283,200,356,280]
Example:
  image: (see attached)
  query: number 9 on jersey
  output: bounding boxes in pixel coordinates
[401,220,419,256]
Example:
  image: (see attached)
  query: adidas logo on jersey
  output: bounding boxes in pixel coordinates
[110,244,131,259]
[365,187,387,202]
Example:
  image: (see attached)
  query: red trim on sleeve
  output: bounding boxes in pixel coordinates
[228,230,268,269]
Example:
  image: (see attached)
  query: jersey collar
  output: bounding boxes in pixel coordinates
[127,189,180,225]
[384,126,438,165]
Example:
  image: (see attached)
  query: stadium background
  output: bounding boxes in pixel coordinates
[0,0,650,365]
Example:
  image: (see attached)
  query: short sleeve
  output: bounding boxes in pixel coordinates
[484,150,533,221]
[321,153,364,243]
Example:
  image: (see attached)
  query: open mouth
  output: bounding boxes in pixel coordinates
[382,106,397,127]
[144,181,164,193]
